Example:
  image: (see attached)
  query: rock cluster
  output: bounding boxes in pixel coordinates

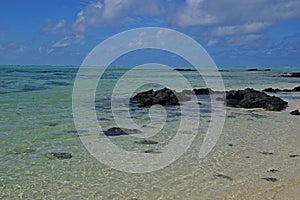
[224,88,288,111]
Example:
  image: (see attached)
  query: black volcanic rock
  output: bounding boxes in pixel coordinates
[104,127,140,136]
[46,152,72,159]
[193,88,214,95]
[247,68,258,71]
[263,88,282,93]
[263,86,300,93]
[292,86,300,91]
[281,72,300,78]
[174,68,196,71]
[290,110,300,115]
[131,88,191,107]
[224,88,288,111]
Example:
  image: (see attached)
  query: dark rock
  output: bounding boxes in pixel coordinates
[228,143,234,146]
[193,88,214,95]
[218,69,229,72]
[248,68,258,71]
[291,73,300,77]
[292,86,300,91]
[268,169,279,173]
[281,72,300,78]
[131,88,190,107]
[47,152,72,159]
[290,110,300,115]
[214,174,233,181]
[46,122,59,127]
[289,154,299,158]
[265,69,271,71]
[67,129,88,135]
[263,88,282,93]
[259,151,274,155]
[134,140,158,145]
[224,88,288,111]
[261,177,278,182]
[104,127,140,136]
[263,86,300,93]
[174,68,196,71]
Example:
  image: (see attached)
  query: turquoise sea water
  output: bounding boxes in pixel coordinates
[1,65,300,199]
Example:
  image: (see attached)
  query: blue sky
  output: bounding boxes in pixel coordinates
[0,0,299,66]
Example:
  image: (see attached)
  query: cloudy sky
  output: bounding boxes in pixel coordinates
[0,0,299,66]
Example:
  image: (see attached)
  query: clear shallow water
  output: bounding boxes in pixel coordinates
[0,65,300,199]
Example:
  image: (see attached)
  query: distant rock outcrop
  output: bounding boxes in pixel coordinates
[280,72,300,78]
[263,86,300,93]
[174,68,196,71]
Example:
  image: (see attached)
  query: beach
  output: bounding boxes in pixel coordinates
[0,65,300,199]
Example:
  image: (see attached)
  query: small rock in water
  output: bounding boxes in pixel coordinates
[134,140,158,145]
[289,154,299,158]
[290,110,300,115]
[214,174,233,181]
[46,122,59,127]
[103,127,140,136]
[247,68,258,71]
[174,68,196,71]
[261,177,278,182]
[268,169,279,173]
[228,143,234,147]
[46,152,72,160]
[259,151,274,155]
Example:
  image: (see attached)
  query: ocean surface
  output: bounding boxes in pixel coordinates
[1,65,300,199]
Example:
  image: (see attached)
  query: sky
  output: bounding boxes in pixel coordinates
[0,0,300,66]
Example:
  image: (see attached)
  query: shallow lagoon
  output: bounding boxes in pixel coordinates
[0,65,300,199]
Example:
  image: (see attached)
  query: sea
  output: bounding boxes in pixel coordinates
[1,65,300,199]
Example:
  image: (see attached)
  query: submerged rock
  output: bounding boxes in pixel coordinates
[259,151,274,155]
[261,177,278,182]
[214,174,233,181]
[290,110,300,115]
[104,127,140,136]
[46,152,72,159]
[224,88,288,111]
[268,169,279,173]
[134,140,158,145]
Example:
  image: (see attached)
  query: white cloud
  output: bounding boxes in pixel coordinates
[206,39,218,46]
[174,0,300,27]
[50,34,85,48]
[228,34,262,46]
[72,1,104,33]
[45,0,300,49]
[44,19,68,35]
[212,22,271,36]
